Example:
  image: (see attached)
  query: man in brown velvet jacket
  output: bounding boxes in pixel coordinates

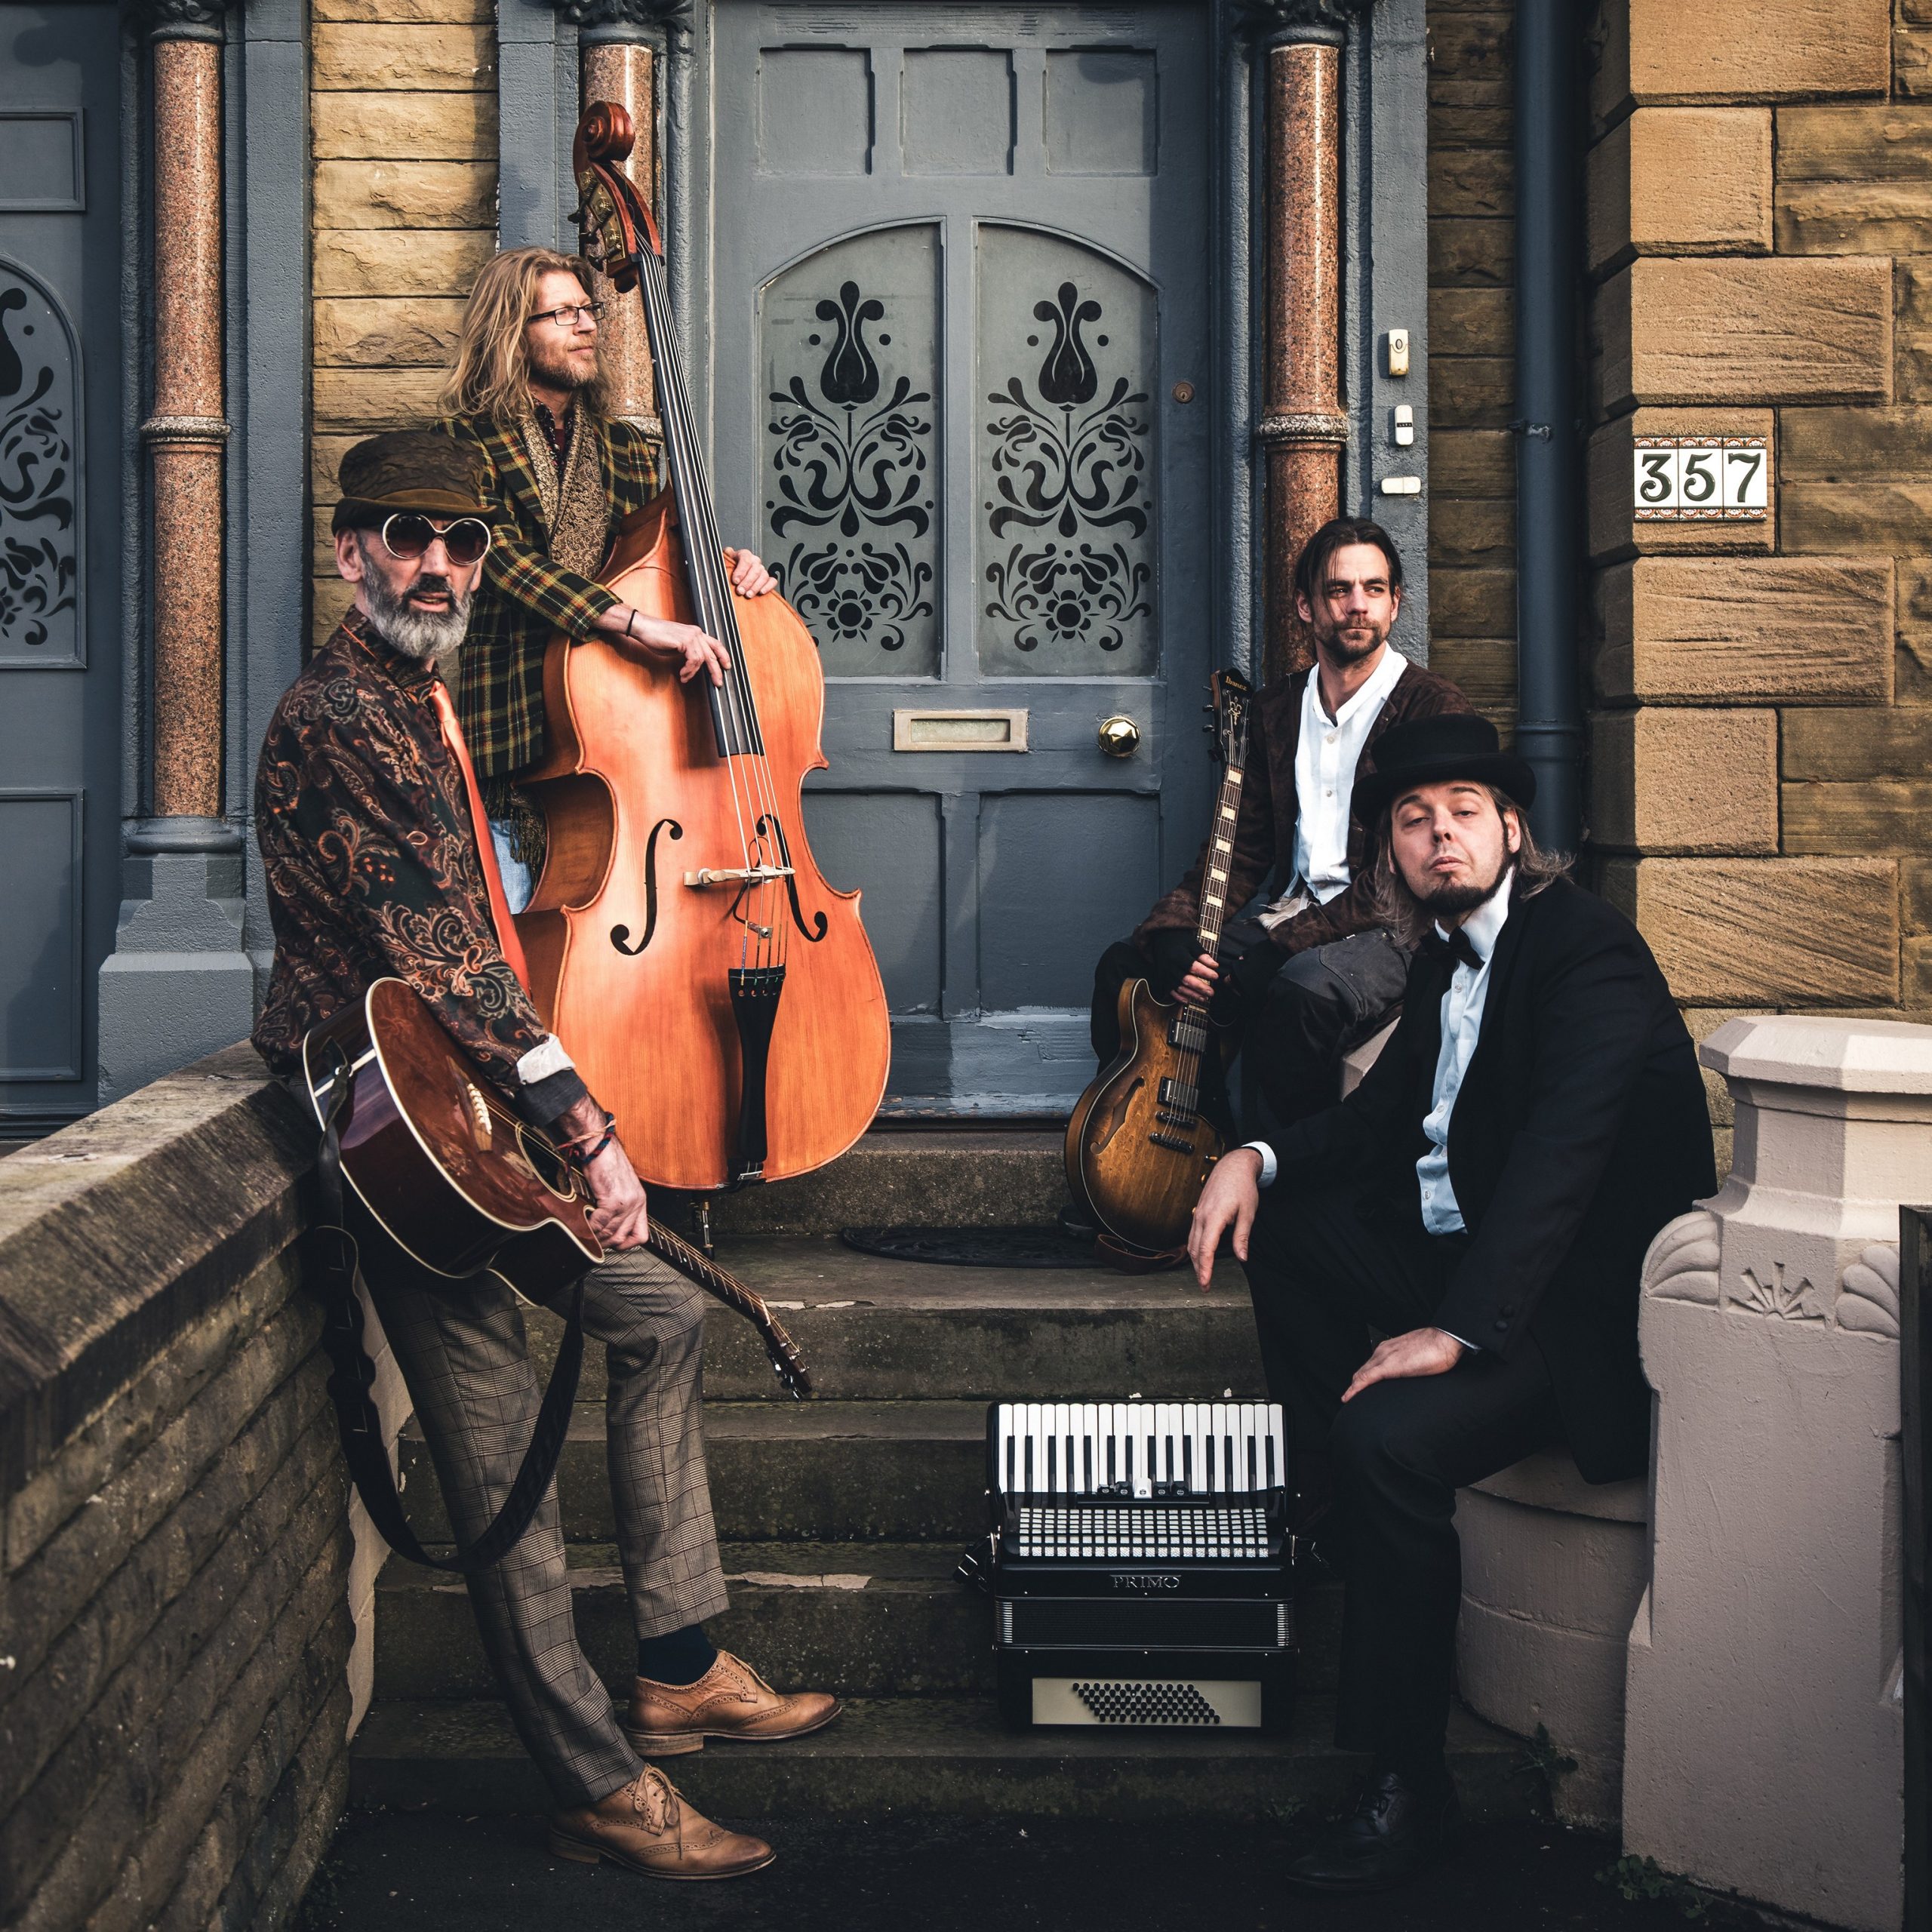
[1080,519,1472,1168]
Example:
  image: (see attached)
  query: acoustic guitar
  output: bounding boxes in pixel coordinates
[302,977,811,1397]
[1064,670,1253,1256]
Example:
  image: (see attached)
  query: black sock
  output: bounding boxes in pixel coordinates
[636,1624,718,1687]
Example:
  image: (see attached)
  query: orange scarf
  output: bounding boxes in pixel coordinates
[427,676,532,992]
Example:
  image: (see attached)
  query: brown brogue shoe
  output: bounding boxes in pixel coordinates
[623,1649,842,1755]
[547,1767,773,1881]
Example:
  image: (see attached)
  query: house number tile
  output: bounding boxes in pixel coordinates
[1632,434,1769,522]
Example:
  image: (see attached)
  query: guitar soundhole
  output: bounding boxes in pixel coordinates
[517,1124,580,1201]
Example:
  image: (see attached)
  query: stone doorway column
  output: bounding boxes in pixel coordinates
[558,0,691,451]
[98,0,254,1102]
[1241,0,1367,684]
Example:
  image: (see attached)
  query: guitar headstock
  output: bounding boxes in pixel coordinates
[1210,668,1254,775]
[571,100,662,292]
[761,1314,814,1399]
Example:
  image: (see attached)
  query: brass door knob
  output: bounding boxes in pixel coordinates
[1097,715,1141,758]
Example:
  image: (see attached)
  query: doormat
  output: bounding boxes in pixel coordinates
[839,1225,1096,1269]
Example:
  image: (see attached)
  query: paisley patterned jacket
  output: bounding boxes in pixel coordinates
[252,610,582,1118]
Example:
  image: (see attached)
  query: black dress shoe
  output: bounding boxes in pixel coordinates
[1282,1768,1462,1895]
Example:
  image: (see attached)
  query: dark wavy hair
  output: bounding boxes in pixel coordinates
[1368,784,1571,949]
[1294,517,1405,610]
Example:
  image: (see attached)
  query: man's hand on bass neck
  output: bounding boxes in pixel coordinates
[595,547,780,688]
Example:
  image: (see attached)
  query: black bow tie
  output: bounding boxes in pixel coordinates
[1420,925,1484,974]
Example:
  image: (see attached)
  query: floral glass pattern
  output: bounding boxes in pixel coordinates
[977,226,1155,676]
[762,226,940,675]
[0,260,80,663]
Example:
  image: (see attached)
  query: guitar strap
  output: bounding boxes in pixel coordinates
[308,1060,586,1573]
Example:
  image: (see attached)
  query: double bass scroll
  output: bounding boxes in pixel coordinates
[514,102,891,1195]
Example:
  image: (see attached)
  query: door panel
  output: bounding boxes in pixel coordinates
[0,6,119,1128]
[713,1,1209,1112]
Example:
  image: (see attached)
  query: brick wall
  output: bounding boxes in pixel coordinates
[0,1054,351,1932]
[310,0,500,651]
[1427,2,1518,738]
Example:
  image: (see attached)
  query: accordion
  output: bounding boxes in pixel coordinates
[977,1400,1296,1733]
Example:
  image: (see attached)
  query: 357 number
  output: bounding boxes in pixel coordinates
[1633,436,1769,521]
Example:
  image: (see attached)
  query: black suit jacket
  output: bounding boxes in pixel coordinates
[1274,874,1715,1482]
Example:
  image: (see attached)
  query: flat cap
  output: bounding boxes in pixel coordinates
[332,430,488,532]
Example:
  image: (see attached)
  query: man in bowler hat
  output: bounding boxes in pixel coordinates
[1189,713,1714,1894]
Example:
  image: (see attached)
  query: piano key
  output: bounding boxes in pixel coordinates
[998,1403,1014,1494]
[1210,1401,1227,1494]
[1053,1402,1070,1494]
[1024,1402,1040,1493]
[1194,1404,1211,1496]
[1268,1405,1285,1492]
[1081,1401,1099,1494]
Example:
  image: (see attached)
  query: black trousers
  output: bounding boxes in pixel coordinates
[1091,923,1409,1131]
[1244,1183,1564,1769]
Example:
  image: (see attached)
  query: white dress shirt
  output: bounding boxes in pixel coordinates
[1414,878,1512,1234]
[1289,648,1410,905]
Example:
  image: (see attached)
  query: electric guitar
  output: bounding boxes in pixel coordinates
[1064,669,1253,1256]
[303,977,811,1397]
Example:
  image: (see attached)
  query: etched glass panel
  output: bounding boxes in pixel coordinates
[0,260,82,664]
[976,226,1155,676]
[763,226,940,676]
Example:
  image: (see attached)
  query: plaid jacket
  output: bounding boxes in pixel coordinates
[443,409,663,780]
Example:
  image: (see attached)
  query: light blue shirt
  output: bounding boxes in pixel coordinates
[1415,880,1512,1234]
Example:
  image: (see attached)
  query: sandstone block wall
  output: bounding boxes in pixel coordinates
[1426,2,1518,738]
[0,1052,348,1932]
[310,0,500,650]
[1585,0,1932,1161]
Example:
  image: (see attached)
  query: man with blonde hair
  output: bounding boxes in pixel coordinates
[441,245,777,899]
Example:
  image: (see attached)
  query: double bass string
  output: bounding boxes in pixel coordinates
[635,242,795,977]
[633,239,781,969]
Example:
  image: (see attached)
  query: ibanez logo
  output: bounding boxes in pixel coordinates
[1111,1573,1180,1592]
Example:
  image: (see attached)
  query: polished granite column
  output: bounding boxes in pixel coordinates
[1241,0,1367,684]
[98,0,254,1101]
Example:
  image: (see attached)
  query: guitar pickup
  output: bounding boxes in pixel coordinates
[683,866,795,888]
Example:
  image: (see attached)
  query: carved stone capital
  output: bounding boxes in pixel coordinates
[551,0,694,49]
[136,0,235,44]
[1233,0,1373,52]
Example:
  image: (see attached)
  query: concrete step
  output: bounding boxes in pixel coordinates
[660,1129,1067,1238]
[349,1694,1538,1823]
[400,1400,991,1545]
[522,1238,1266,1402]
[372,1541,1346,1703]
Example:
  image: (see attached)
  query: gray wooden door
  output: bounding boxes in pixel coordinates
[0,5,121,1131]
[711,2,1212,1114]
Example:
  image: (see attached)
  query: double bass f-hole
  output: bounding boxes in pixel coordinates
[609,817,682,956]
[762,817,827,943]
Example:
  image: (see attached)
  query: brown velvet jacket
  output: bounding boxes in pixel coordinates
[1136,657,1473,958]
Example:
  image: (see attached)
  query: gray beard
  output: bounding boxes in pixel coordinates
[359,558,470,674]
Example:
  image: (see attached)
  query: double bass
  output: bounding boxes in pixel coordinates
[515,103,891,1193]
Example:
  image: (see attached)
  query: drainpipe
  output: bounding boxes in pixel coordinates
[1512,0,1583,853]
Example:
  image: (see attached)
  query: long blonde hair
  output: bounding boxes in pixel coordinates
[438,246,611,425]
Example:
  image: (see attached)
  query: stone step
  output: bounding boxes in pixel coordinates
[349,1695,1538,1823]
[400,1401,990,1545]
[521,1238,1266,1402]
[372,1541,1346,1703]
[660,1129,1067,1238]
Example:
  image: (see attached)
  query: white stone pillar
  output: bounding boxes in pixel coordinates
[1623,1015,1931,1932]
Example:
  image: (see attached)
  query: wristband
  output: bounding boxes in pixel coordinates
[562,1112,618,1164]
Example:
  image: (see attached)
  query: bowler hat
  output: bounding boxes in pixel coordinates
[332,430,488,534]
[1350,712,1537,826]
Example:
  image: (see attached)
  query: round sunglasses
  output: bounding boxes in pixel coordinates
[380,512,492,568]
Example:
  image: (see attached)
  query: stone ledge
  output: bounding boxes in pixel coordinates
[0,1044,309,1499]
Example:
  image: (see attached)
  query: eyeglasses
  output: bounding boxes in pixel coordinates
[531,302,605,330]
[380,512,492,568]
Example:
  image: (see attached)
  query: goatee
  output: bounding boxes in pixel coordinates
[360,556,470,674]
[1414,861,1512,921]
